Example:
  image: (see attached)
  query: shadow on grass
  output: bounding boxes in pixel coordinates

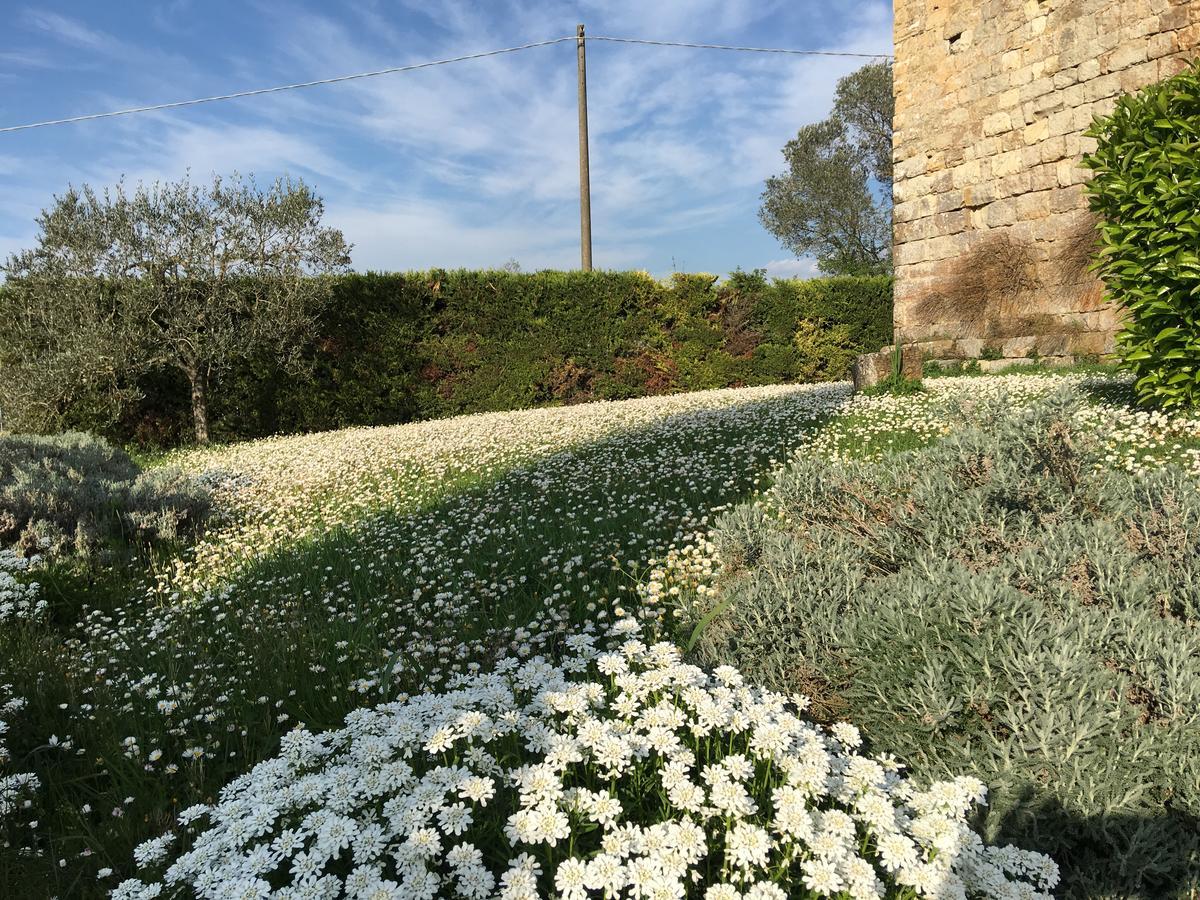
[989,784,1200,899]
[1,387,844,896]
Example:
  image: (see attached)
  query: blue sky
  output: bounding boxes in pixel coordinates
[0,1,893,278]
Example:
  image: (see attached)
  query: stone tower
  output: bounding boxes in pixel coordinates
[891,0,1200,367]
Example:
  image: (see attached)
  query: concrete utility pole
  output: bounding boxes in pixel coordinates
[576,23,593,271]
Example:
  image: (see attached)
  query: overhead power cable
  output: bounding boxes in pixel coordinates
[588,35,892,59]
[0,34,894,134]
[0,36,577,134]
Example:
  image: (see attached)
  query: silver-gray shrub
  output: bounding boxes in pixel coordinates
[680,389,1200,899]
[0,431,210,559]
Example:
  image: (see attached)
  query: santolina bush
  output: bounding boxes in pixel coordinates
[670,389,1200,898]
[115,619,1057,900]
[0,431,210,562]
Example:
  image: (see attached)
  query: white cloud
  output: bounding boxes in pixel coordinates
[762,257,820,280]
[21,10,129,55]
[0,0,894,274]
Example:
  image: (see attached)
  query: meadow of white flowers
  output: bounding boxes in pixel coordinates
[2,372,1198,897]
[163,385,847,595]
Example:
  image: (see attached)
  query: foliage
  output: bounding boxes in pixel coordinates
[675,390,1200,898]
[3,374,1197,894]
[121,619,1057,900]
[0,383,850,894]
[1083,59,1200,410]
[0,173,351,443]
[1,271,893,448]
[860,374,924,397]
[759,61,894,276]
[0,431,210,562]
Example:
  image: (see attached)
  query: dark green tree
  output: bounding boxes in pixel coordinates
[760,61,894,276]
[0,173,351,443]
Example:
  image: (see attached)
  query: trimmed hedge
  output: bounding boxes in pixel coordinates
[15,270,891,446]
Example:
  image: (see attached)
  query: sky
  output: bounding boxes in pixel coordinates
[0,1,893,278]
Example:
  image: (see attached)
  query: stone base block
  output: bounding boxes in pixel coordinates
[853,345,924,391]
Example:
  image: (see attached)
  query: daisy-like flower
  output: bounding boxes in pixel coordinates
[118,620,1057,900]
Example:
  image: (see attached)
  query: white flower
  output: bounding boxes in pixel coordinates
[725,823,772,872]
[117,619,1056,900]
[555,858,588,899]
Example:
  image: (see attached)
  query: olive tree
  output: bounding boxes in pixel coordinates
[759,60,894,276]
[0,173,351,443]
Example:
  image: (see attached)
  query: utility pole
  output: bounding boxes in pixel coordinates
[576,23,593,271]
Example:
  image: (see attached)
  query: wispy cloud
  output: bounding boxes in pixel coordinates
[763,258,820,280]
[0,0,892,275]
[21,9,129,56]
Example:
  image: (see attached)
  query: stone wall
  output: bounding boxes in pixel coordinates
[892,0,1200,366]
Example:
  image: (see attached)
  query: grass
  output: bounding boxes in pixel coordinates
[5,372,1200,895]
[923,358,1120,379]
[1,384,848,895]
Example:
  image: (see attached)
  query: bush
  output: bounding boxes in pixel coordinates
[117,619,1057,900]
[0,432,210,560]
[1083,59,1200,409]
[1,271,893,446]
[676,391,1200,898]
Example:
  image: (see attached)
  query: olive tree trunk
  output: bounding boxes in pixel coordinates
[186,367,210,445]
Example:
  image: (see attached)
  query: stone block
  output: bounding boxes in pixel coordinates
[1077,58,1102,81]
[1023,119,1050,144]
[957,338,985,358]
[853,345,924,391]
[986,198,1018,227]
[1016,190,1053,220]
[1028,163,1059,192]
[1057,159,1084,187]
[1158,6,1190,31]
[1102,42,1149,73]
[1001,335,1039,357]
[1048,108,1076,136]
[1039,135,1068,163]
[983,111,1012,136]
[992,149,1024,177]
[1148,31,1176,58]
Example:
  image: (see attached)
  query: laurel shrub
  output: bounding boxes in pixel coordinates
[1083,58,1200,409]
[0,431,210,560]
[679,390,1200,898]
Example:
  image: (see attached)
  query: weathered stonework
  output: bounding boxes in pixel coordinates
[853,344,924,390]
[892,0,1200,367]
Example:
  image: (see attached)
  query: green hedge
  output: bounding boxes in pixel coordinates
[9,270,891,446]
[1083,58,1200,409]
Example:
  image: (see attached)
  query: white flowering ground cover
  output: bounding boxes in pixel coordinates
[1,383,856,894]
[115,620,1057,900]
[1,371,1197,897]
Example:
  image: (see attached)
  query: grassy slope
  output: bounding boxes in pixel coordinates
[1,384,846,895]
[8,371,1199,895]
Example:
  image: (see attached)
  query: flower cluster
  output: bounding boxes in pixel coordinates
[117,620,1057,900]
[0,689,38,820]
[164,385,848,594]
[0,548,45,623]
[62,384,850,795]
